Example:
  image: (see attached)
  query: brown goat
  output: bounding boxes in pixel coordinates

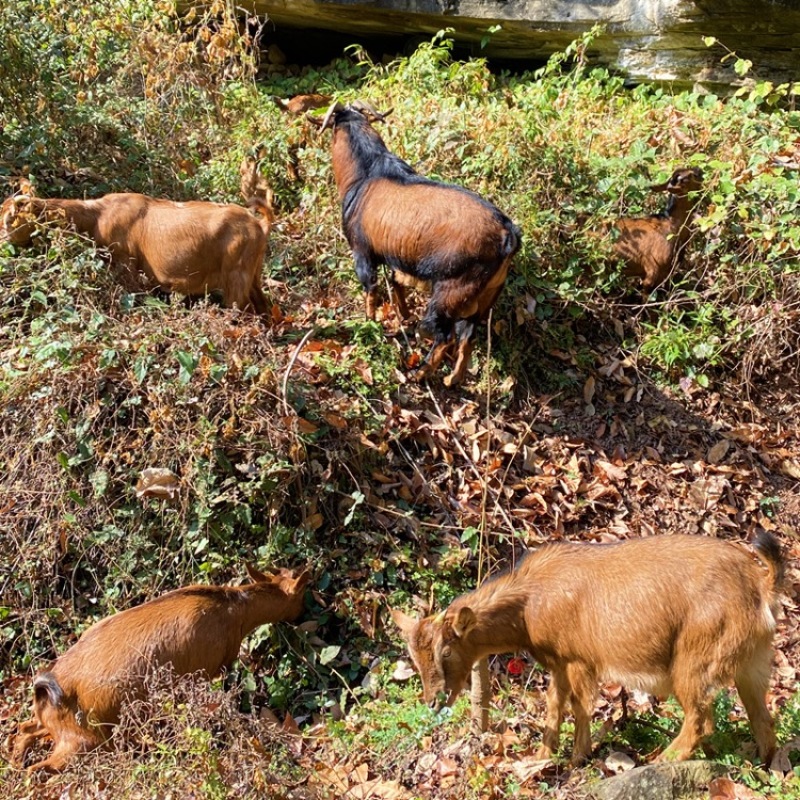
[272,95,333,183]
[316,100,521,386]
[13,565,309,773]
[273,93,333,115]
[614,167,703,293]
[393,533,783,766]
[0,189,274,315]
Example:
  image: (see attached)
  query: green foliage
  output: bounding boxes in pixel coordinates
[606,691,800,799]
[1,6,799,795]
[328,673,471,760]
[776,692,800,743]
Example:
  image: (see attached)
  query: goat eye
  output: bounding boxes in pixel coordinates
[442,646,452,659]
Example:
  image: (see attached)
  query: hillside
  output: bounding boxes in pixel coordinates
[1,3,799,798]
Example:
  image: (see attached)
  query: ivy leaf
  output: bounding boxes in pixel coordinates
[176,350,199,384]
[319,645,341,665]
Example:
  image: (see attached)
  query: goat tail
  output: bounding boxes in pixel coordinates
[752,530,785,592]
[501,220,522,259]
[33,672,64,709]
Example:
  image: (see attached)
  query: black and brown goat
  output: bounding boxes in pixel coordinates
[614,166,704,293]
[316,101,521,386]
[393,533,783,766]
[14,565,309,773]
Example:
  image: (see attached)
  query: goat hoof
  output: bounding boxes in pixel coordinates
[534,746,554,761]
[442,373,460,388]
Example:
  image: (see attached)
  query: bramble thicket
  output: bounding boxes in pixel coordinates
[1,2,799,798]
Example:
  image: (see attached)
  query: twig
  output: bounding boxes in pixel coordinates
[282,325,319,416]
[425,383,516,536]
[478,308,493,585]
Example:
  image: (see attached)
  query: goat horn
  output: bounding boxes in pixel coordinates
[351,100,393,122]
[320,101,344,132]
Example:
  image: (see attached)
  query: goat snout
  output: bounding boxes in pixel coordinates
[428,690,449,711]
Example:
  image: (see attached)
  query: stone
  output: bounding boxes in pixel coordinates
[251,0,800,87]
[585,760,730,800]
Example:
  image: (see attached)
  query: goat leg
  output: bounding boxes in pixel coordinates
[353,253,379,321]
[12,718,50,767]
[390,279,411,320]
[247,284,271,318]
[365,290,377,321]
[618,686,629,724]
[469,658,490,732]
[444,319,476,387]
[411,341,450,382]
[411,306,455,381]
[536,668,569,760]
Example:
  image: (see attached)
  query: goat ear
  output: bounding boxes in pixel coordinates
[390,608,418,639]
[245,563,271,583]
[2,196,26,226]
[305,112,324,128]
[292,568,311,591]
[452,607,477,639]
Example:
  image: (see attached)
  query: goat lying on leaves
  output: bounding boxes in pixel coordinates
[393,533,783,766]
[14,565,309,773]
[614,166,704,293]
[316,100,521,386]
[0,185,275,316]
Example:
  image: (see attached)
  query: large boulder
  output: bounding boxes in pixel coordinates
[253,0,800,87]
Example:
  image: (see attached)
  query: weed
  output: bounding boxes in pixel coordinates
[2,6,799,797]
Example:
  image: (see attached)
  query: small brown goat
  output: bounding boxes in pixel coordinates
[273,93,333,115]
[272,94,334,183]
[614,166,703,293]
[13,565,309,773]
[393,533,783,766]
[0,188,274,315]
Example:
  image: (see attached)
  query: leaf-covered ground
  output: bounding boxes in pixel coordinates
[1,4,799,798]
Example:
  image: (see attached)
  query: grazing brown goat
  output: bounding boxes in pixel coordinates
[614,166,703,293]
[13,565,309,773]
[393,533,783,766]
[274,93,333,115]
[273,94,334,183]
[0,188,274,315]
[316,100,521,386]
